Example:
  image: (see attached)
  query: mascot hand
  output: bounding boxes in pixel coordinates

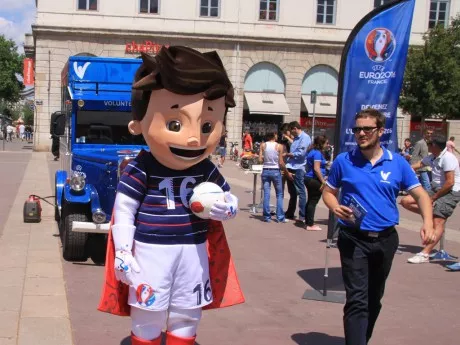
[209,192,238,221]
[114,250,140,286]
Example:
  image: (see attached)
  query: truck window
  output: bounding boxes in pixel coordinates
[75,110,146,145]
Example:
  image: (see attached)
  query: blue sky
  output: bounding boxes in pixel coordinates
[0,0,36,54]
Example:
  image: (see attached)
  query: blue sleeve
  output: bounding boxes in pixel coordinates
[313,150,322,161]
[292,134,309,158]
[399,157,421,191]
[326,155,343,189]
[204,160,230,192]
[117,152,147,202]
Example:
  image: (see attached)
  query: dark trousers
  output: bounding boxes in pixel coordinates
[337,227,399,345]
[51,136,60,158]
[304,177,322,226]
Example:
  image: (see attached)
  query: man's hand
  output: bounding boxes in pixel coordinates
[332,205,354,221]
[420,223,436,246]
[287,172,294,181]
[114,250,140,286]
[209,192,238,221]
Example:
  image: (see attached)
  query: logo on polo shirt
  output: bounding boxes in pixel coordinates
[380,171,391,184]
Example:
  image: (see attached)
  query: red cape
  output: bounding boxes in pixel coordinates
[98,220,245,315]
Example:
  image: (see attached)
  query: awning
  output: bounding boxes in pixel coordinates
[244,92,290,116]
[301,94,337,117]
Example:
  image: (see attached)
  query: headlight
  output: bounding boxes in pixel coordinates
[92,209,107,224]
[70,171,86,191]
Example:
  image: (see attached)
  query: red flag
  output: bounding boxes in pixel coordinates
[23,58,34,86]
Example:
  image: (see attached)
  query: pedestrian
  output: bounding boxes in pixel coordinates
[322,108,434,345]
[400,137,413,161]
[19,123,25,141]
[242,129,253,153]
[446,136,460,155]
[402,135,460,264]
[258,132,290,223]
[284,121,310,222]
[217,130,227,168]
[410,128,433,191]
[279,123,293,195]
[304,135,328,231]
[7,124,14,142]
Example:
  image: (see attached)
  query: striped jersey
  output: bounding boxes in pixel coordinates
[117,150,230,245]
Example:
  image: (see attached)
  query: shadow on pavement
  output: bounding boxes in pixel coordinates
[291,332,344,345]
[120,336,201,345]
[396,244,424,254]
[297,267,344,292]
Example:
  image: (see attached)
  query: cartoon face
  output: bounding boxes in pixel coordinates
[136,284,156,307]
[129,89,226,170]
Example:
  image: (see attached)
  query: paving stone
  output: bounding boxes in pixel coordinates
[18,317,72,345]
[24,277,66,296]
[0,287,23,312]
[21,295,69,318]
[0,311,19,339]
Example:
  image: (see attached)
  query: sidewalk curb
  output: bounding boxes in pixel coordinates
[0,152,73,345]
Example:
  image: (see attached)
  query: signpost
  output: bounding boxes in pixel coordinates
[310,90,317,138]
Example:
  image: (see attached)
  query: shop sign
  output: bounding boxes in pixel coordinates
[125,41,168,54]
[410,120,447,133]
[23,58,34,86]
[300,117,336,128]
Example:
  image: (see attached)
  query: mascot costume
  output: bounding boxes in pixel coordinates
[98,46,244,345]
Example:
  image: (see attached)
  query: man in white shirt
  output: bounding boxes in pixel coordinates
[19,123,25,141]
[401,135,460,264]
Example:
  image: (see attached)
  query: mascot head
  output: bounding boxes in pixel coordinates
[128,46,235,170]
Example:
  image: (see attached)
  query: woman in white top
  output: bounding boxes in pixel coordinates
[258,132,289,223]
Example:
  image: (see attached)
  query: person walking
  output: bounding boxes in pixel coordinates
[304,135,328,231]
[279,122,293,195]
[217,131,228,168]
[401,135,460,264]
[446,136,460,155]
[19,123,25,141]
[410,128,433,190]
[322,109,434,345]
[284,121,310,223]
[6,124,14,142]
[258,132,290,223]
[400,137,413,161]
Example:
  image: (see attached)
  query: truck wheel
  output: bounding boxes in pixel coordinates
[54,176,60,222]
[61,204,89,262]
[86,234,107,265]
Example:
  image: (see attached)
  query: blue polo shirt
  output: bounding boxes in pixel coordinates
[326,146,421,231]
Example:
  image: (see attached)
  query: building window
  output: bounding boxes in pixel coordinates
[316,0,336,25]
[78,0,97,11]
[373,0,392,8]
[200,0,219,17]
[140,0,159,14]
[259,0,279,21]
[429,0,450,28]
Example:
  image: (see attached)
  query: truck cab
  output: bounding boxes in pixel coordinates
[52,56,147,263]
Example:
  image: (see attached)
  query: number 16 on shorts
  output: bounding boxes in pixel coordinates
[193,279,213,306]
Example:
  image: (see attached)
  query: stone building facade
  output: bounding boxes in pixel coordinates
[25,0,460,151]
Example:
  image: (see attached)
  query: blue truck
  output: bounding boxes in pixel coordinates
[51,56,147,263]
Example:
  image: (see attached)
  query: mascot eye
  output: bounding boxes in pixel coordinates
[202,122,212,134]
[167,120,181,132]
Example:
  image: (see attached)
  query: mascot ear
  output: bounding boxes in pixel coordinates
[128,120,142,135]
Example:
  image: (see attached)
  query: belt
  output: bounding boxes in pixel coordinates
[263,168,280,170]
[341,226,395,239]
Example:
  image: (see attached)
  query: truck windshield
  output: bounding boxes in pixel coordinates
[75,110,146,145]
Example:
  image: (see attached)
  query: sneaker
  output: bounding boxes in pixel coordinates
[276,219,289,223]
[407,252,430,264]
[306,225,322,231]
[446,262,460,271]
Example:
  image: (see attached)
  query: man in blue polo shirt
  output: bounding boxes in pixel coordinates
[284,121,311,222]
[322,108,435,345]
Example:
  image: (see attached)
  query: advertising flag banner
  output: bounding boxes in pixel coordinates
[335,0,415,153]
[23,58,34,86]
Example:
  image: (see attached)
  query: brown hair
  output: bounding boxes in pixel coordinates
[308,135,328,152]
[354,108,386,128]
[131,46,236,121]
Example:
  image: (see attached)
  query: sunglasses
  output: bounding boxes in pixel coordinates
[351,126,379,134]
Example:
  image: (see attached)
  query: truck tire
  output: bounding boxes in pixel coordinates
[54,176,60,222]
[86,234,107,266]
[61,204,89,262]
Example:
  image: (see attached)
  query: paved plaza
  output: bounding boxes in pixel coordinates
[0,143,459,345]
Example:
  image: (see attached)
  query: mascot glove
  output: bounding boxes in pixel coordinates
[209,192,238,221]
[112,224,136,252]
[114,250,140,286]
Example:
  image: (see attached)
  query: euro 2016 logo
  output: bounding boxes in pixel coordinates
[365,28,396,62]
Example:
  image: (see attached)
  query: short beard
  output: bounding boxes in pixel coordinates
[358,135,380,151]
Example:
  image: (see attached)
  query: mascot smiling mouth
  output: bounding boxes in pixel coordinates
[169,145,207,159]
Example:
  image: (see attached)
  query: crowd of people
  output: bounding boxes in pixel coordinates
[1,122,33,142]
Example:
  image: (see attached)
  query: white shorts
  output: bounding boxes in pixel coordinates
[128,241,212,311]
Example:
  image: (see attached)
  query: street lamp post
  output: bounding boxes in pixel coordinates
[311,90,317,138]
